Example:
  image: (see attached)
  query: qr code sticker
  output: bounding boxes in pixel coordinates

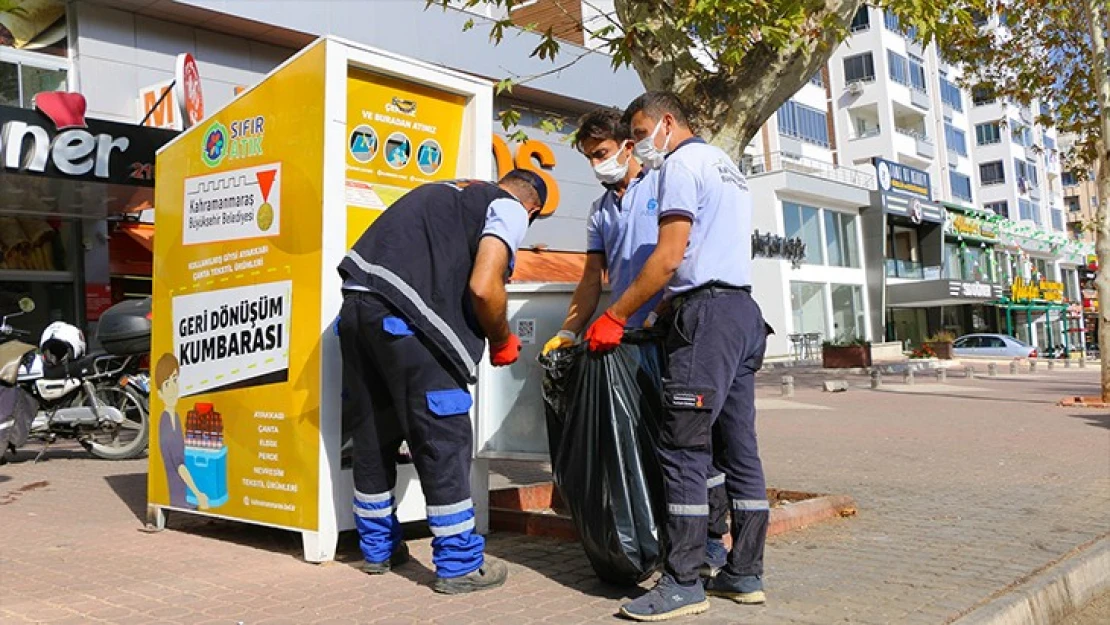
[516,319,536,344]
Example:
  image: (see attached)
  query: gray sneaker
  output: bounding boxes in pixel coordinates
[705,570,766,604]
[619,575,710,622]
[432,556,508,595]
[360,542,410,575]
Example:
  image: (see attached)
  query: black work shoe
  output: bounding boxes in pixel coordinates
[360,542,410,575]
[432,557,508,595]
[699,538,729,578]
[705,569,766,604]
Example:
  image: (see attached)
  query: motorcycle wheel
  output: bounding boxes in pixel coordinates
[83,384,149,461]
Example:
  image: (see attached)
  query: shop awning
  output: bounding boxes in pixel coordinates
[120,224,154,253]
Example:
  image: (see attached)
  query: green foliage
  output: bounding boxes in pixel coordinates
[925,330,957,343]
[823,337,870,348]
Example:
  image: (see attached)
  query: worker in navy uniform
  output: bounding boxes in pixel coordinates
[584,92,770,621]
[337,169,547,594]
[542,107,731,576]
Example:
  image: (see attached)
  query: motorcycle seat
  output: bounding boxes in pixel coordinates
[41,352,108,380]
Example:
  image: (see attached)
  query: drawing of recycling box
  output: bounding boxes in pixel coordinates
[184,402,229,508]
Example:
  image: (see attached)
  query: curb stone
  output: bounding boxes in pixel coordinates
[950,535,1110,625]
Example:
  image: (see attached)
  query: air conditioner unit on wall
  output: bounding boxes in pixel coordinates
[848,81,865,95]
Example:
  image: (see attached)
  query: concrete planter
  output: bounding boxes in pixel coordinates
[822,345,872,368]
[925,341,954,360]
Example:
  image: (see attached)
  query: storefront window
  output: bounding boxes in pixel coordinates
[831,284,865,341]
[0,58,67,109]
[0,281,78,342]
[0,62,17,107]
[790,281,828,340]
[1061,268,1079,301]
[964,245,991,282]
[824,211,860,268]
[782,202,822,265]
[944,242,962,279]
[0,218,78,272]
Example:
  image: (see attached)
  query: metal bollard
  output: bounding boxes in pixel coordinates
[1065,358,1072,368]
[781,375,795,398]
[965,365,975,379]
[870,369,882,389]
[1009,361,1018,375]
[1080,357,1088,368]
[1029,360,1037,373]
[903,369,915,385]
[1048,360,1055,371]
[990,362,999,377]
[936,368,947,383]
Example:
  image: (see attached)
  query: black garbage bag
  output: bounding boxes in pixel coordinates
[539,330,667,585]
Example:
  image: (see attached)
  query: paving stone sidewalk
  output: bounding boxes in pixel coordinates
[0,368,1107,624]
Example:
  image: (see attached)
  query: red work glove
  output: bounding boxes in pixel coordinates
[490,334,522,366]
[585,310,626,352]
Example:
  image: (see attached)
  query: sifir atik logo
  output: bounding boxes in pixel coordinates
[0,92,131,179]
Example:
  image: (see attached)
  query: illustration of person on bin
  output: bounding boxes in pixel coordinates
[337,169,547,594]
[583,92,770,621]
[542,106,733,581]
[155,354,209,510]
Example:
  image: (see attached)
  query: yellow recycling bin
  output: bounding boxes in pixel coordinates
[147,37,494,562]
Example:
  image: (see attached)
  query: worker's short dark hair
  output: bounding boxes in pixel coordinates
[573,107,631,152]
[499,168,547,211]
[622,91,691,129]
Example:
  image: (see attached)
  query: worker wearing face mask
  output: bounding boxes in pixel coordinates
[585,92,770,622]
[542,107,732,579]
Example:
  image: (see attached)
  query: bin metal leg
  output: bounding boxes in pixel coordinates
[302,528,338,564]
[145,504,166,531]
[471,458,491,535]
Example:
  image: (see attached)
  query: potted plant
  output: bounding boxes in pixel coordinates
[910,343,938,359]
[822,337,872,368]
[924,330,956,360]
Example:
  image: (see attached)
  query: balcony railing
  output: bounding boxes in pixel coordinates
[885,259,942,280]
[743,151,877,190]
[854,126,882,139]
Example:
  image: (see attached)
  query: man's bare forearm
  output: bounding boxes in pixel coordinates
[561,279,602,335]
[472,286,511,346]
[608,252,678,321]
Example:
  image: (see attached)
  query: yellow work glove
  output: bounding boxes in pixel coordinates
[542,330,577,355]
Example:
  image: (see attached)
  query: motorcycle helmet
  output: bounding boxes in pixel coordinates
[40,321,86,367]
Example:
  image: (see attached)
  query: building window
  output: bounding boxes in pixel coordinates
[1061,268,1079,301]
[888,50,909,86]
[945,124,968,156]
[949,171,973,201]
[850,6,870,31]
[844,52,876,83]
[939,77,963,111]
[975,121,1002,145]
[984,201,1008,218]
[782,202,823,265]
[979,161,1006,186]
[972,85,996,106]
[830,284,866,342]
[1062,170,1078,186]
[0,58,67,109]
[908,55,927,92]
[778,100,830,147]
[883,9,902,32]
[1051,209,1065,231]
[1066,196,1081,212]
[1018,199,1036,222]
[824,211,860,268]
[1011,121,1033,147]
[1014,159,1038,189]
[1044,136,1056,150]
[809,71,825,87]
[790,282,829,339]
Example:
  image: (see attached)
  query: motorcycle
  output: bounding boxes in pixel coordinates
[0,298,150,463]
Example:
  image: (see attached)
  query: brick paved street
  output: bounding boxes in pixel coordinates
[1,366,1107,624]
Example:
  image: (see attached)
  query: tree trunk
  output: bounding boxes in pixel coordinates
[1081,0,1110,401]
[612,0,864,157]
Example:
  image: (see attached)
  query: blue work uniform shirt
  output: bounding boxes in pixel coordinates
[586,169,663,327]
[657,138,753,297]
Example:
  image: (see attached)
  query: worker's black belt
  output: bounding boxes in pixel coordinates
[672,281,751,309]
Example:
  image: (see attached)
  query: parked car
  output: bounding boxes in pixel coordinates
[952,334,1037,359]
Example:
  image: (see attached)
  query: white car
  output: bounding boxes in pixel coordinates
[952,334,1037,359]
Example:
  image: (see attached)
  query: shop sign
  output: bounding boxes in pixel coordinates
[1011,278,1064,303]
[1087,254,1098,271]
[947,214,998,241]
[874,157,931,200]
[174,53,205,129]
[953,281,993,298]
[751,229,806,268]
[0,96,173,187]
[139,80,181,130]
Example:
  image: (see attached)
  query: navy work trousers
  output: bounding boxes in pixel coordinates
[659,288,769,585]
[339,292,484,579]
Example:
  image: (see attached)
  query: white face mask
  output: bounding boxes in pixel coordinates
[592,143,632,184]
[634,118,671,170]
